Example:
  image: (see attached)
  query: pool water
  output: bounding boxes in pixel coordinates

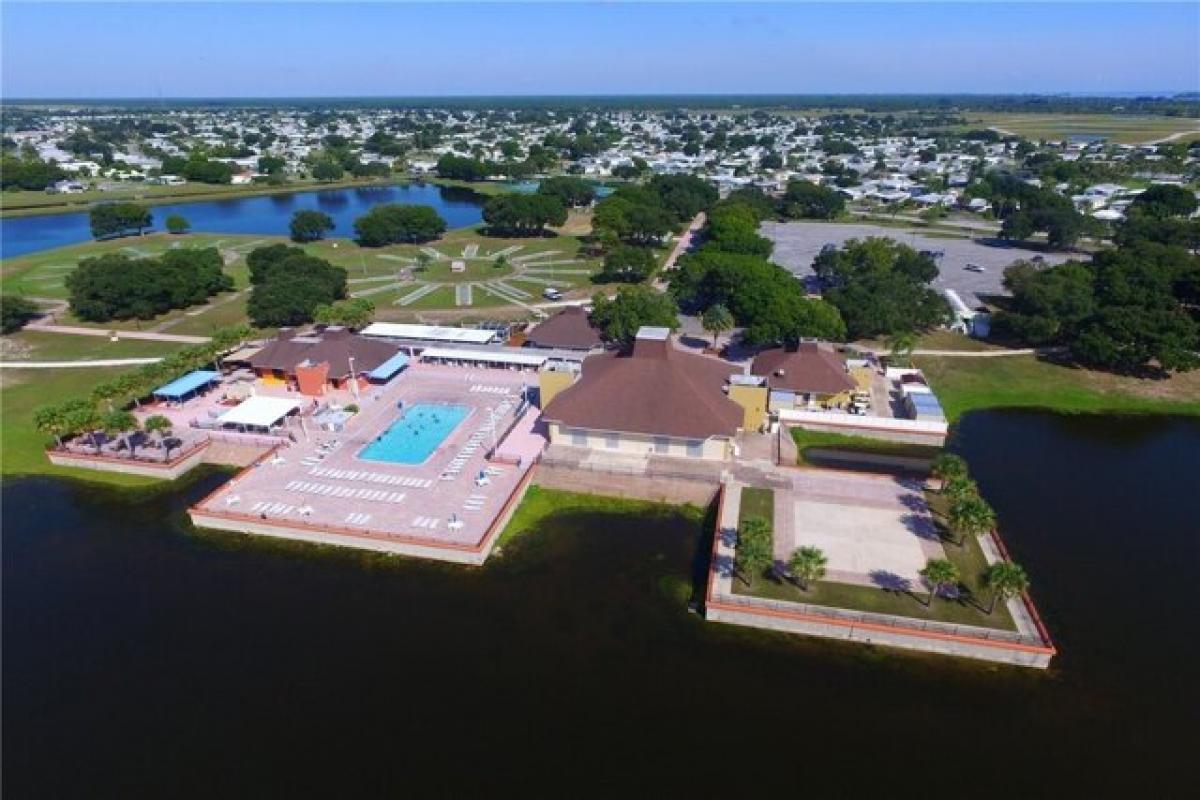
[359,403,469,465]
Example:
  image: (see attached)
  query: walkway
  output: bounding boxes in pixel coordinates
[0,357,165,369]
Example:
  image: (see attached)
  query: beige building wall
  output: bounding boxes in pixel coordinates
[546,421,731,461]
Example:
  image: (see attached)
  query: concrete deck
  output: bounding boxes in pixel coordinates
[190,364,537,557]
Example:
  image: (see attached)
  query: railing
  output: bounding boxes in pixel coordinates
[49,438,211,469]
[987,527,1057,652]
[711,584,1048,647]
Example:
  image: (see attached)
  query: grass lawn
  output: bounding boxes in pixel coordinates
[4,223,602,325]
[738,486,775,526]
[0,366,161,486]
[732,486,1015,631]
[790,427,943,465]
[496,484,703,549]
[0,330,184,362]
[970,112,1200,145]
[916,354,1200,422]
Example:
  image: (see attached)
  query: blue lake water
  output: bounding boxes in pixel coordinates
[358,403,469,465]
[0,183,486,260]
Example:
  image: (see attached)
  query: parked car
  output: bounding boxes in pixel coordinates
[542,287,562,301]
[965,264,986,273]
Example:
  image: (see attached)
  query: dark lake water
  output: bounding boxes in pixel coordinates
[3,411,1198,796]
[0,183,485,260]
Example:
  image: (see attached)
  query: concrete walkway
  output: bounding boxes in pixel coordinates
[0,357,165,369]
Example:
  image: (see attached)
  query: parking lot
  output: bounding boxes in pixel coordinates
[762,221,1075,303]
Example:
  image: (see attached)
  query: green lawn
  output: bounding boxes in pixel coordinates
[0,366,161,486]
[733,486,1015,631]
[0,330,184,362]
[916,354,1200,422]
[738,486,774,525]
[497,484,704,549]
[790,427,943,465]
[971,112,1200,145]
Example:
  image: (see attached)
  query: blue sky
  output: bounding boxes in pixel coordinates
[3,2,1197,98]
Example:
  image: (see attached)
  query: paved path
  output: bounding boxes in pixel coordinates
[863,346,1068,358]
[848,209,1000,233]
[151,290,247,333]
[22,323,209,344]
[0,357,165,369]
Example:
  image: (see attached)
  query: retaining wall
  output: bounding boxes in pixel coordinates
[47,441,211,481]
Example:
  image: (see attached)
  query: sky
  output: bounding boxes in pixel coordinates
[2,2,1198,98]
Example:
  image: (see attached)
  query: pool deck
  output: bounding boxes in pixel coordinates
[189,364,539,564]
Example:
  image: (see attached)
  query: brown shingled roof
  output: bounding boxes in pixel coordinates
[751,342,856,395]
[525,306,603,350]
[248,327,400,379]
[542,336,743,439]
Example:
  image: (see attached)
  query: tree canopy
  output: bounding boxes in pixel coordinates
[671,248,846,345]
[89,203,152,239]
[536,176,596,208]
[289,210,336,243]
[246,245,347,328]
[66,248,232,322]
[998,239,1199,375]
[780,179,845,220]
[811,238,951,339]
[353,204,447,247]
[482,193,567,237]
[598,245,657,283]
[1,295,39,334]
[590,285,679,346]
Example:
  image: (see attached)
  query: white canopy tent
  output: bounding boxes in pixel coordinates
[217,396,302,430]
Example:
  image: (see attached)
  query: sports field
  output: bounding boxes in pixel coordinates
[972,113,1200,145]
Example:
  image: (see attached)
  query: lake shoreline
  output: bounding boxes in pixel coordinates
[0,177,501,220]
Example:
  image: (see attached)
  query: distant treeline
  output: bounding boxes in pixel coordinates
[4,94,1198,116]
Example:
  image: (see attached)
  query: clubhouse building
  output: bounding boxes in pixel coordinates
[541,327,745,461]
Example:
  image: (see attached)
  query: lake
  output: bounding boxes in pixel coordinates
[0,183,486,260]
[3,411,1197,796]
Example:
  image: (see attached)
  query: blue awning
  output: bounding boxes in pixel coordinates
[366,352,409,381]
[152,369,219,399]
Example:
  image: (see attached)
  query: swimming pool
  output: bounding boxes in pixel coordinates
[359,403,469,465]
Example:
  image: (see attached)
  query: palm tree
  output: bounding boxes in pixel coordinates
[919,558,960,607]
[788,546,827,591]
[143,414,174,458]
[931,453,968,492]
[885,329,918,367]
[947,494,997,546]
[984,562,1030,615]
[735,516,773,587]
[64,404,102,453]
[102,410,139,457]
[942,474,979,503]
[33,403,68,449]
[701,303,734,348]
[90,380,123,413]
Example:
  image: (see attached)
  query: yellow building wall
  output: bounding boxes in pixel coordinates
[728,385,769,431]
[538,370,576,408]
